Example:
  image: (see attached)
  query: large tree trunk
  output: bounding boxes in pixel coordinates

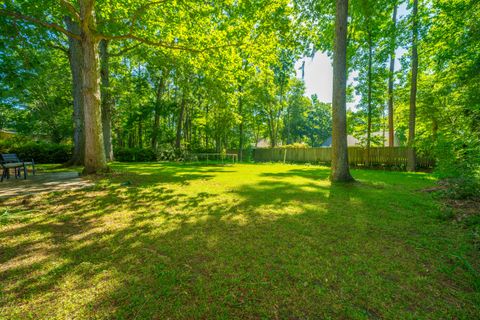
[330,0,354,182]
[80,1,107,174]
[65,16,85,165]
[388,4,398,147]
[407,0,418,172]
[99,39,114,161]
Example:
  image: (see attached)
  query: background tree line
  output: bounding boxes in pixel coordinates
[0,0,478,180]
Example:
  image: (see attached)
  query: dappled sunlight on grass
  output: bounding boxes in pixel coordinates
[0,163,478,319]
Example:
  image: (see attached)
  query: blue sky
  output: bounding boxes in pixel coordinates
[295,3,409,109]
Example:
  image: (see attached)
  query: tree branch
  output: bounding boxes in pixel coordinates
[100,32,245,53]
[79,0,95,29]
[59,0,80,21]
[48,41,69,54]
[0,9,81,40]
[100,33,201,52]
[109,42,143,57]
[129,0,169,35]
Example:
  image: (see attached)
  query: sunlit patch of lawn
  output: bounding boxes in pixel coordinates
[0,163,478,319]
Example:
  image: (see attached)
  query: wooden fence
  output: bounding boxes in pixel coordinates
[253,147,434,168]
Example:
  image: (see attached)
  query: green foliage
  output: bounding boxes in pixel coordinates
[0,141,72,164]
[0,36,73,143]
[280,142,309,149]
[114,145,191,162]
[156,145,190,162]
[434,135,480,199]
[114,147,156,162]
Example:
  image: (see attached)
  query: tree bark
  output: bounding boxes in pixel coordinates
[80,0,107,174]
[388,4,398,147]
[65,16,85,166]
[99,39,114,161]
[330,0,354,182]
[407,0,418,172]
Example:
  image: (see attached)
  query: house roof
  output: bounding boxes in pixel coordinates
[321,132,401,147]
[321,135,359,147]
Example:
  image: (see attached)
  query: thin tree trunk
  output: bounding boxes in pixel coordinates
[80,0,107,174]
[331,0,354,182]
[388,4,398,147]
[99,39,114,161]
[407,0,418,172]
[176,97,185,149]
[268,109,277,148]
[366,30,373,167]
[152,71,167,152]
[238,87,244,161]
[138,117,143,148]
[116,128,123,148]
[382,104,386,146]
[432,117,438,141]
[183,108,189,148]
[65,16,85,166]
[205,104,209,149]
[128,130,134,148]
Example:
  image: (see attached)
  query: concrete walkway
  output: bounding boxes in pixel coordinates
[0,172,94,198]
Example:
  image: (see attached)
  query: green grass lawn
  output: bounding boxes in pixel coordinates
[1,163,478,319]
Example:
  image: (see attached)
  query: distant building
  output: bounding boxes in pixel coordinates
[321,131,401,147]
[254,138,270,148]
[254,138,283,148]
[321,135,360,147]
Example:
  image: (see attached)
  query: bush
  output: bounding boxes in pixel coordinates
[280,143,309,149]
[115,145,194,162]
[434,135,480,199]
[0,141,72,164]
[114,147,156,162]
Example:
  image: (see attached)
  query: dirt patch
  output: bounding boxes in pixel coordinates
[0,172,94,199]
[445,198,480,222]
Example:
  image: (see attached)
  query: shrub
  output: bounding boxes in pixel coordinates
[434,135,480,199]
[2,141,72,164]
[280,143,309,149]
[114,147,156,162]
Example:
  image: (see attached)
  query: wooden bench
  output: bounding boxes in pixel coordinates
[1,154,35,182]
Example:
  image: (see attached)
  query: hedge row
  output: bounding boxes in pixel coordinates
[114,148,157,162]
[0,141,72,164]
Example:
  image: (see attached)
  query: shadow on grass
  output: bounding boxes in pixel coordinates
[0,163,477,319]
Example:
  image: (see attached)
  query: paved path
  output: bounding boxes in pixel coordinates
[0,172,94,198]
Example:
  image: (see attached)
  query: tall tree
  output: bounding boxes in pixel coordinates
[330,0,354,182]
[387,3,398,147]
[407,0,419,171]
[1,0,284,173]
[99,39,114,162]
[65,16,85,165]
[78,0,107,173]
